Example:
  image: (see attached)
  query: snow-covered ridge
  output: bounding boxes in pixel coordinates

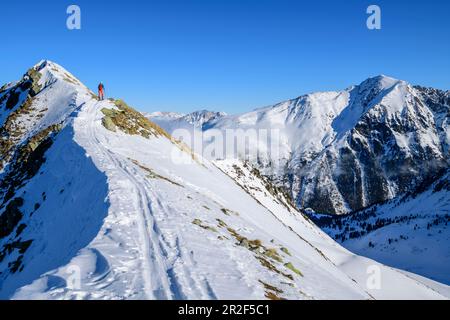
[150,75,449,215]
[0,61,448,300]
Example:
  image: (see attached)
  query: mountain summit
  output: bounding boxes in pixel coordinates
[0,61,448,299]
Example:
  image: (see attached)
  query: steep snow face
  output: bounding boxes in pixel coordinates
[150,76,449,215]
[0,62,448,299]
[296,77,448,214]
[310,169,450,285]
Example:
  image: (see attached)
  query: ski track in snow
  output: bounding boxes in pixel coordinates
[77,100,223,299]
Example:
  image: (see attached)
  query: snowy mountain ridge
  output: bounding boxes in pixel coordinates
[149,75,449,215]
[0,61,448,300]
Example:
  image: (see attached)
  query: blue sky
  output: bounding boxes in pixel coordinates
[1,0,449,114]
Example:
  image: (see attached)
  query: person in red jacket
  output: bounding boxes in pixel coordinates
[98,82,105,101]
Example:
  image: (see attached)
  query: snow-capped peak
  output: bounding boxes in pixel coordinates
[33,60,85,87]
[361,74,402,87]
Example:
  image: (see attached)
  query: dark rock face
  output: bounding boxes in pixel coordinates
[0,198,24,239]
[335,147,364,211]
[4,90,21,110]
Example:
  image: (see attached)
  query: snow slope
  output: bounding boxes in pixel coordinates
[310,169,450,285]
[0,61,448,299]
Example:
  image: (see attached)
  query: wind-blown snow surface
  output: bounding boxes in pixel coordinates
[0,61,448,299]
